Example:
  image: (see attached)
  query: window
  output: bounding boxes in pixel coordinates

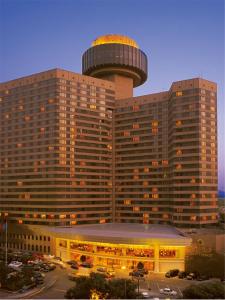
[176,91,183,97]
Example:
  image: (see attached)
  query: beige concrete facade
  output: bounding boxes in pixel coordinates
[0,71,218,228]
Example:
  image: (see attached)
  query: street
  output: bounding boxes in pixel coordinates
[27,266,200,299]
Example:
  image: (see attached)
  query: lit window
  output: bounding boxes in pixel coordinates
[176,91,183,97]
[133,105,139,111]
[17,143,22,148]
[190,178,196,183]
[176,149,182,156]
[143,181,148,186]
[80,181,85,186]
[152,207,158,212]
[48,98,54,104]
[176,120,182,127]
[190,216,197,221]
[18,220,23,224]
[152,128,158,134]
[133,136,140,142]
[5,114,9,119]
[90,104,96,110]
[176,164,182,170]
[124,199,131,205]
[191,194,196,199]
[70,221,77,225]
[133,206,140,212]
[17,181,23,186]
[48,214,55,219]
[41,214,46,219]
[143,213,149,218]
[124,131,130,137]
[133,175,139,180]
[24,116,30,121]
[152,187,158,192]
[99,219,106,224]
[152,161,158,167]
[163,214,169,219]
[40,127,45,133]
[144,167,149,172]
[152,120,158,127]
[71,214,76,219]
[40,106,45,112]
[133,168,139,173]
[133,123,139,129]
[162,160,168,166]
[59,214,66,219]
[48,146,54,151]
[143,193,149,199]
[33,214,38,218]
[152,193,158,199]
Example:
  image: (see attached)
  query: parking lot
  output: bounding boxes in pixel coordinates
[0,250,220,299]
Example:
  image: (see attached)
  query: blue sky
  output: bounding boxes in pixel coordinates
[0,0,224,190]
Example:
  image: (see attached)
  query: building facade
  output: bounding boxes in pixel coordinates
[0,34,218,269]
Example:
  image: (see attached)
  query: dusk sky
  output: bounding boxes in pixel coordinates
[0,0,224,190]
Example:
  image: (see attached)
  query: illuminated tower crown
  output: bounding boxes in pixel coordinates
[82,34,148,87]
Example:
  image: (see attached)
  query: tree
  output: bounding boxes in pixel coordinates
[108,278,138,299]
[65,273,108,299]
[185,252,225,278]
[137,262,144,270]
[183,281,225,299]
[64,273,138,299]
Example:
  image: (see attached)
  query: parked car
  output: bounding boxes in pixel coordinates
[8,261,23,269]
[159,288,177,296]
[97,267,107,273]
[35,277,44,284]
[178,271,187,279]
[54,256,62,261]
[165,269,179,278]
[48,263,56,271]
[129,271,144,277]
[186,272,198,280]
[66,260,77,265]
[196,274,210,281]
[71,263,79,270]
[137,268,148,275]
[80,262,93,268]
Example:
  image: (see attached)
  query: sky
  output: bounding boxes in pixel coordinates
[0,0,224,190]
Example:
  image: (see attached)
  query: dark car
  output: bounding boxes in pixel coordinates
[71,263,79,270]
[35,277,44,284]
[54,256,62,261]
[197,275,210,281]
[129,271,144,277]
[165,269,179,278]
[80,262,93,268]
[66,260,77,265]
[178,271,187,279]
[186,272,198,280]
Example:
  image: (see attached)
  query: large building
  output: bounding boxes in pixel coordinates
[0,34,218,271]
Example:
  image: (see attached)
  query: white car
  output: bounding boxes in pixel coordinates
[8,261,23,269]
[159,287,177,296]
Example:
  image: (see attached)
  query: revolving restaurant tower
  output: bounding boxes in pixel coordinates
[0,35,218,271]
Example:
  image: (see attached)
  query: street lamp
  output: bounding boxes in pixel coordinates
[0,212,8,266]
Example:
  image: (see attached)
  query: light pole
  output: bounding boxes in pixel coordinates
[4,213,8,266]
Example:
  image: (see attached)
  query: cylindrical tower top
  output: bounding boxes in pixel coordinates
[82,34,148,87]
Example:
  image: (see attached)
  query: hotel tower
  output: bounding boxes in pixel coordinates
[0,35,218,269]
